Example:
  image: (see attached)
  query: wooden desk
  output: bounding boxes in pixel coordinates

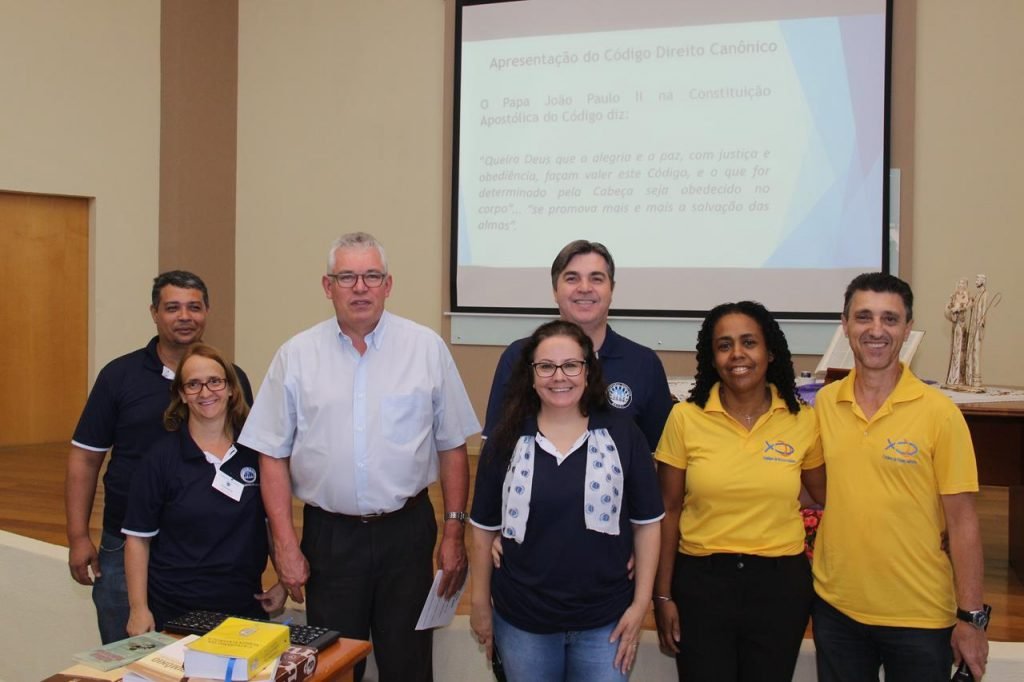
[313,638,373,682]
[958,399,1024,581]
[958,399,1024,486]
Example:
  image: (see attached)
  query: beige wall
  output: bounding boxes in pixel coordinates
[235,1,448,381]
[159,1,240,358]
[911,1,1024,386]
[232,0,1024,401]
[4,1,1021,395]
[0,1,161,380]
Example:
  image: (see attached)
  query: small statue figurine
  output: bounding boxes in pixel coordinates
[943,278,970,388]
[963,274,1001,390]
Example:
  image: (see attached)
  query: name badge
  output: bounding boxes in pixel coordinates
[212,469,243,501]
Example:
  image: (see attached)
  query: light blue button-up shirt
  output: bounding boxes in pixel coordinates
[240,311,480,515]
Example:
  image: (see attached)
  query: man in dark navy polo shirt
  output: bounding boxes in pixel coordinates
[483,240,673,452]
[64,270,253,643]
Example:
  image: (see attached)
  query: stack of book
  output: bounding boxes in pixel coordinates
[123,636,199,682]
[73,633,179,672]
[187,645,319,682]
[46,626,320,682]
[183,617,288,681]
[42,633,182,682]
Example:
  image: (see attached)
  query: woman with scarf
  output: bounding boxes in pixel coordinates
[469,320,663,681]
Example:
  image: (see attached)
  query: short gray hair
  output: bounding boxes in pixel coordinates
[326,232,388,273]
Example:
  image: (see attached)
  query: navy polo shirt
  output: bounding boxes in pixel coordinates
[122,429,268,621]
[483,325,674,451]
[470,409,663,633]
[72,336,254,535]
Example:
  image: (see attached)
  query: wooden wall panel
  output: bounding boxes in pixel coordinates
[0,191,89,446]
[160,0,239,358]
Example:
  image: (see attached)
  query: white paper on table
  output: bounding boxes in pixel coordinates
[415,569,467,630]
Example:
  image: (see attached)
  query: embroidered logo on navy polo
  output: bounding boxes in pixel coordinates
[240,466,258,484]
[607,382,632,408]
[883,438,919,465]
[762,439,796,463]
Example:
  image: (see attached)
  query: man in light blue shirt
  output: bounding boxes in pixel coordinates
[240,232,480,682]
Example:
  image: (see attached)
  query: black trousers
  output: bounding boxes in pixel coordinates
[302,499,437,682]
[671,552,813,682]
[812,597,954,682]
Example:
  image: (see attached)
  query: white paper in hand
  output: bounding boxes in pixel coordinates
[415,569,467,630]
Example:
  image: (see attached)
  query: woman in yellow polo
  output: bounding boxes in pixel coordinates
[653,301,826,682]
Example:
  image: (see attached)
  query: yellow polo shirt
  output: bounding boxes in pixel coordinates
[812,364,978,628]
[655,383,823,557]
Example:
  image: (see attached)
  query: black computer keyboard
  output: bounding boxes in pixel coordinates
[163,610,341,651]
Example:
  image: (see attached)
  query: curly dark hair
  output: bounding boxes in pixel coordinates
[689,301,801,414]
[487,320,608,464]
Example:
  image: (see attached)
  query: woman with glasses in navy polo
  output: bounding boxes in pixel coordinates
[653,301,826,682]
[469,320,664,681]
[122,344,285,635]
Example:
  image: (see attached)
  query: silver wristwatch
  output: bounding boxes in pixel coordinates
[955,605,991,630]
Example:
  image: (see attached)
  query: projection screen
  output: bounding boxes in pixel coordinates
[451,0,891,319]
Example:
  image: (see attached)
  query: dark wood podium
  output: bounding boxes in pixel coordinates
[958,399,1024,582]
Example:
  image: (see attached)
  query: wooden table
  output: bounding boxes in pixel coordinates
[312,638,373,682]
[958,399,1024,581]
[959,399,1024,486]
[46,637,371,682]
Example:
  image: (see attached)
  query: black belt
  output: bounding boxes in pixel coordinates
[681,552,805,570]
[311,488,428,524]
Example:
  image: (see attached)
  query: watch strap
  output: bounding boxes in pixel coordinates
[444,511,467,523]
[955,605,990,629]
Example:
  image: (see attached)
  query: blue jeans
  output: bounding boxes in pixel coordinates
[812,597,954,682]
[92,529,130,644]
[492,610,627,682]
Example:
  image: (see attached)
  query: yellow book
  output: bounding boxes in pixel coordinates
[184,618,289,681]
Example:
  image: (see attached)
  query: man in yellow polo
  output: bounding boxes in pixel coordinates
[812,273,988,681]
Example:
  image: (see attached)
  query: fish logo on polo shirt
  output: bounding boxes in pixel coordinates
[607,382,632,408]
[240,466,258,484]
[762,439,796,463]
[883,438,919,465]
